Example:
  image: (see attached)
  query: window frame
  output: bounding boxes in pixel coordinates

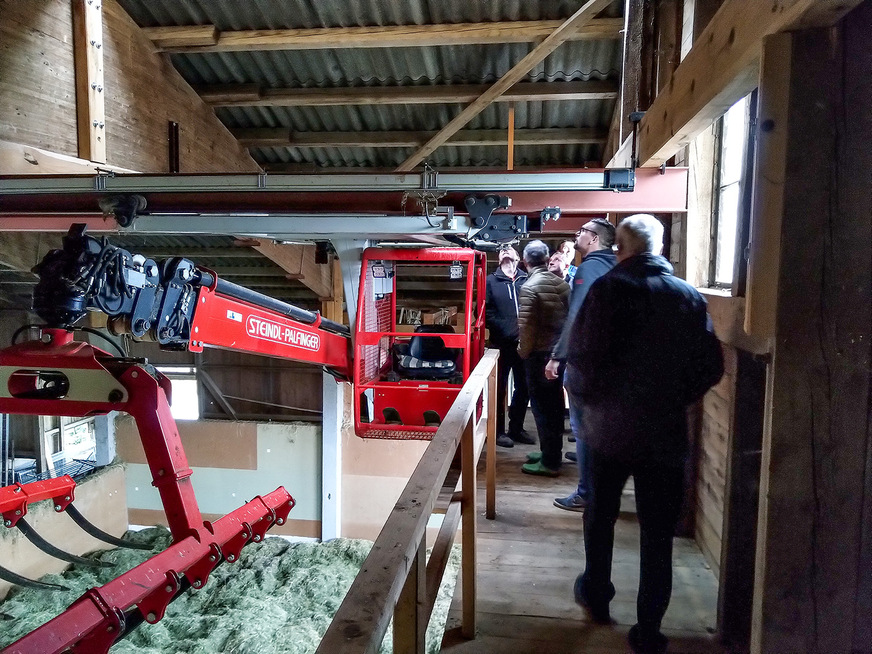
[709,91,757,293]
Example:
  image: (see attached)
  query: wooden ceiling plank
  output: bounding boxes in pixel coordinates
[232,127,607,148]
[199,80,618,107]
[395,0,614,172]
[637,0,862,167]
[72,0,106,164]
[147,18,622,53]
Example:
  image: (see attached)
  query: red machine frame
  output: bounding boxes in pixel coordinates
[353,247,486,439]
[0,330,295,653]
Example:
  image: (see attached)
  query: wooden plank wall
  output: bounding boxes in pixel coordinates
[0,0,79,154]
[125,341,323,420]
[198,349,323,420]
[0,0,257,173]
[696,343,735,578]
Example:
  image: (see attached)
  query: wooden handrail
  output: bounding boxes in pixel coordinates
[316,349,499,654]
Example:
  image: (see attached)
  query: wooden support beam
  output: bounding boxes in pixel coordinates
[396,0,613,172]
[636,0,862,167]
[198,80,618,107]
[507,104,515,171]
[243,239,333,299]
[751,7,872,651]
[232,127,606,149]
[72,0,106,163]
[144,18,623,53]
[321,258,344,325]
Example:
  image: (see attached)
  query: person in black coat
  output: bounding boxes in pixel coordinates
[567,214,724,654]
[485,245,534,447]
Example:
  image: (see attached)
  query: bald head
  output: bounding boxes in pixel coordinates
[616,214,664,263]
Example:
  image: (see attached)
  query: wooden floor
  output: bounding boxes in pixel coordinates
[440,426,726,654]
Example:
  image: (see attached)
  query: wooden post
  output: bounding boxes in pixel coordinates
[751,7,872,652]
[460,419,477,639]
[72,0,106,163]
[485,363,497,520]
[506,104,515,171]
[393,539,426,654]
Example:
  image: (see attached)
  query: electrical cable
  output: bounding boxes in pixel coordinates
[11,324,43,345]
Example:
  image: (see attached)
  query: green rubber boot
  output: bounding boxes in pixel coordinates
[521,461,560,477]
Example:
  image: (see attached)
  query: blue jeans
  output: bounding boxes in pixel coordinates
[568,394,591,501]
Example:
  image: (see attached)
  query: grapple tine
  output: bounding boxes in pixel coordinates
[0,562,68,591]
[15,518,114,568]
[65,504,152,551]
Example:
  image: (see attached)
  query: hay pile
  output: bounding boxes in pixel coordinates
[0,528,459,654]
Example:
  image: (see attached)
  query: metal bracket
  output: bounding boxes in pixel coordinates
[474,214,528,243]
[463,194,512,228]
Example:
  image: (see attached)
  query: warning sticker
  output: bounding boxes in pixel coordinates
[246,315,321,351]
[227,310,243,322]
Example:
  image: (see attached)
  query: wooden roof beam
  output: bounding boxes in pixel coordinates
[198,80,618,108]
[143,18,622,53]
[238,239,333,300]
[636,0,862,167]
[232,127,607,149]
[396,0,614,172]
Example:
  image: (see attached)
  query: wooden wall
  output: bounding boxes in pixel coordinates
[0,465,127,600]
[0,0,257,173]
[696,343,735,577]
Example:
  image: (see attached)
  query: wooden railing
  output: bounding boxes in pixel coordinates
[316,349,499,654]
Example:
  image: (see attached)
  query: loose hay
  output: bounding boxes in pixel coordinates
[0,527,460,654]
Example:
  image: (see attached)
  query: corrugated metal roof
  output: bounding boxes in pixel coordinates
[116,0,623,169]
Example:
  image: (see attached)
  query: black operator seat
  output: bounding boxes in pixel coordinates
[393,324,459,380]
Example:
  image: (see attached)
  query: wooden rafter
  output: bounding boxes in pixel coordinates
[143,18,622,53]
[198,80,618,108]
[240,239,333,300]
[395,0,614,172]
[636,0,862,167]
[231,127,607,149]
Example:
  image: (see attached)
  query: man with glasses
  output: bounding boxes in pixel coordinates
[543,218,617,510]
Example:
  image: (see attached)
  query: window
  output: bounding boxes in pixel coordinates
[711,94,752,288]
[156,366,200,420]
[41,416,96,462]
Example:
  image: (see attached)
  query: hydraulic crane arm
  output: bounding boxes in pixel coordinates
[33,224,351,378]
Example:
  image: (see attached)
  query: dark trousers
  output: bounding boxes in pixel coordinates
[580,448,685,631]
[496,343,529,437]
[524,351,564,470]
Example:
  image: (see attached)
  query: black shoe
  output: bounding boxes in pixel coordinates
[568,434,576,442]
[565,451,577,462]
[510,429,536,445]
[628,624,668,654]
[496,433,514,448]
[573,574,613,625]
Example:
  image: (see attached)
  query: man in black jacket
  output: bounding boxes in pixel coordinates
[485,245,533,448]
[567,215,724,654]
